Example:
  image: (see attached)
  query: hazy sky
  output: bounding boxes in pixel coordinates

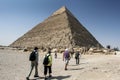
[0,0,120,49]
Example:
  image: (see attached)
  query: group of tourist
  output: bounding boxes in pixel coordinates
[26,47,81,80]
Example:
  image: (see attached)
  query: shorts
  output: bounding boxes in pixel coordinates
[65,58,69,64]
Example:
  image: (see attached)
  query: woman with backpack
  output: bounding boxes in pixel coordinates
[43,48,52,79]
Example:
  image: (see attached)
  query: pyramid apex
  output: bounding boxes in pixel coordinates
[51,6,68,16]
[61,6,67,10]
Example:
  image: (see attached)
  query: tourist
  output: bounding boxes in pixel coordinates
[26,47,39,80]
[54,50,57,59]
[63,48,70,70]
[43,48,52,80]
[75,50,80,64]
[70,48,74,58]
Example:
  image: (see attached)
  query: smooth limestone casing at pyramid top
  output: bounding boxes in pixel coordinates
[10,6,103,49]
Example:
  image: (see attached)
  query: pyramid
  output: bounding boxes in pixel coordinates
[10,6,102,49]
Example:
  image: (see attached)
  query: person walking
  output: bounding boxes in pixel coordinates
[26,47,39,80]
[63,48,70,70]
[70,48,74,58]
[54,51,57,59]
[75,50,80,64]
[43,49,52,80]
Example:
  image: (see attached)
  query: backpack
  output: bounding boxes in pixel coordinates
[75,51,79,59]
[29,51,36,61]
[43,54,50,65]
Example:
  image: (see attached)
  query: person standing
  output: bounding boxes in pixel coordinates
[43,49,52,79]
[63,48,70,70]
[26,47,39,80]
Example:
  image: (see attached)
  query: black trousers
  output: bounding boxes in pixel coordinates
[44,66,52,75]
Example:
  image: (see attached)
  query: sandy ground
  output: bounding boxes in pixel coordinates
[0,49,120,80]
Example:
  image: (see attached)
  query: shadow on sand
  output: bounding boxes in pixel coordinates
[47,75,71,80]
[69,62,87,66]
[68,67,84,71]
[27,75,71,80]
[27,77,41,80]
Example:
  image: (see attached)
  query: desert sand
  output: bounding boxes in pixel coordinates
[0,48,120,80]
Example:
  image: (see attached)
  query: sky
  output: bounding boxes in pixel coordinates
[0,0,120,49]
